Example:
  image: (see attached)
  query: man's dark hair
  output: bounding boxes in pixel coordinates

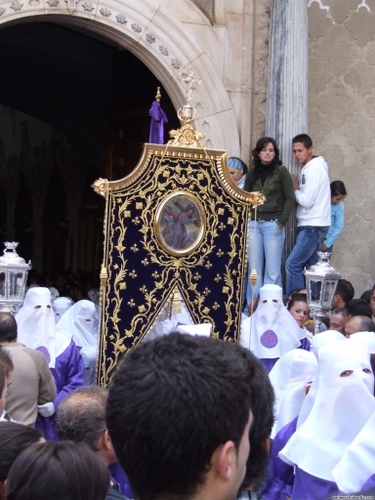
[292,133,313,149]
[0,313,18,343]
[345,299,372,319]
[240,350,275,492]
[0,422,43,482]
[5,441,110,500]
[352,315,375,333]
[336,279,355,304]
[360,289,372,304]
[107,333,271,500]
[56,386,108,451]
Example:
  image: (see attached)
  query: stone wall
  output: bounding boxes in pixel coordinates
[308,0,375,295]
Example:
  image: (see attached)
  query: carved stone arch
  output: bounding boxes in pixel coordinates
[191,0,215,24]
[0,0,240,154]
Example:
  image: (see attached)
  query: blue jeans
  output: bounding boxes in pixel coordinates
[285,225,329,297]
[247,220,285,303]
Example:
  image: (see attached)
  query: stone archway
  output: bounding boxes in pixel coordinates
[0,0,240,153]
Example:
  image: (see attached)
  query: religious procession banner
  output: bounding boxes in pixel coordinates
[93,141,263,386]
[93,79,264,386]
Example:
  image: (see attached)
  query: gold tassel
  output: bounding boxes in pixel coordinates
[249,269,258,287]
[172,289,182,314]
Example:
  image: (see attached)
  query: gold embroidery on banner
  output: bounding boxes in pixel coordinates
[98,147,261,385]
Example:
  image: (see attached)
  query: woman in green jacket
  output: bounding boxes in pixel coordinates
[244,137,294,306]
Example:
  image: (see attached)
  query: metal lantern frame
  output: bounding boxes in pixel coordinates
[304,252,341,336]
[0,242,31,315]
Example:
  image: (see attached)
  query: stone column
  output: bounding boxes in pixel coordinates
[265,0,308,263]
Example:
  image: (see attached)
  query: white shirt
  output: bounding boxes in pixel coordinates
[295,156,331,227]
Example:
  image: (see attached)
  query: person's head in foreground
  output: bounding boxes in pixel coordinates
[0,421,43,484]
[5,440,110,500]
[106,332,274,500]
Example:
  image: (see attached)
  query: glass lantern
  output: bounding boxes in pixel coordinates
[304,252,341,336]
[0,242,31,314]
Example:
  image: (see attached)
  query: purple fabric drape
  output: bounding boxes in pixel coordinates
[149,101,168,144]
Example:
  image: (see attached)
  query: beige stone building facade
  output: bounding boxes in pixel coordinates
[308,0,375,294]
[0,0,373,294]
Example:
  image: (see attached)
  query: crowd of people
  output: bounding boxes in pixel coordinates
[0,132,374,500]
[241,133,346,308]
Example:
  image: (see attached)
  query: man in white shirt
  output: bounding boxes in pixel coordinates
[285,134,331,297]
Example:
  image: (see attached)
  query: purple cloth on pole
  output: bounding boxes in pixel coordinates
[149,101,168,144]
[291,467,338,500]
[263,417,298,500]
[36,340,85,440]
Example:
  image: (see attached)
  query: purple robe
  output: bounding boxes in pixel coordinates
[299,337,311,351]
[263,417,297,500]
[361,474,375,492]
[261,339,311,374]
[35,340,85,440]
[261,358,279,373]
[109,463,133,498]
[291,468,338,500]
[149,101,168,144]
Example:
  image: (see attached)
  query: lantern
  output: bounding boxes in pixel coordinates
[304,252,341,336]
[0,242,31,314]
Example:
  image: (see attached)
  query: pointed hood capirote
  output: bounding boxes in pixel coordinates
[16,287,70,368]
[279,339,375,481]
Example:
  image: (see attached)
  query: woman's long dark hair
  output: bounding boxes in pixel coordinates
[249,137,282,183]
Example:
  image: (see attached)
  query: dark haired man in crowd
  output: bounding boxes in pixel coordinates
[343,299,373,324]
[329,308,346,336]
[331,279,355,309]
[285,134,331,297]
[106,333,274,500]
[56,386,130,499]
[0,313,56,426]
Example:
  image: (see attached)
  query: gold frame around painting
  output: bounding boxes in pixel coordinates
[155,191,206,256]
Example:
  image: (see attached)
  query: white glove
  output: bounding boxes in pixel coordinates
[37,402,56,417]
[161,319,174,335]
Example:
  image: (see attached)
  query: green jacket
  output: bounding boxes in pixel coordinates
[243,164,295,228]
